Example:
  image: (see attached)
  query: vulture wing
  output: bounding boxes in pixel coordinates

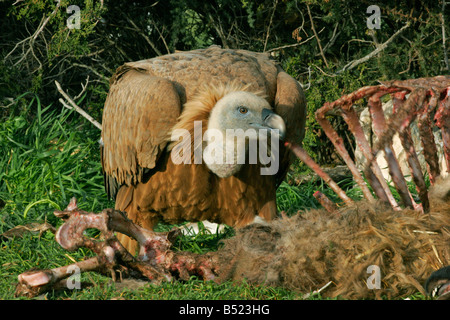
[101,66,182,198]
[273,67,307,186]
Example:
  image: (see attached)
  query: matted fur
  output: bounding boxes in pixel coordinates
[216,177,450,299]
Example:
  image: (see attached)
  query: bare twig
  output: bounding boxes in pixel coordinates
[285,141,354,206]
[125,15,162,56]
[306,3,329,68]
[337,22,410,74]
[151,20,171,55]
[4,0,61,68]
[207,12,230,49]
[55,81,102,130]
[266,33,319,53]
[72,63,110,82]
[263,0,278,52]
[441,1,449,71]
[74,76,90,100]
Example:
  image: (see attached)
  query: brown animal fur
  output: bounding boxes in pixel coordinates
[215,177,450,299]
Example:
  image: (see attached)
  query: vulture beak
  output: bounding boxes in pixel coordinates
[259,108,286,140]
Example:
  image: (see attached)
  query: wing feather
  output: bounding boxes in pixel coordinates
[101,67,181,197]
[273,67,307,186]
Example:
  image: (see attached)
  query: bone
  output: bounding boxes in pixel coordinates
[313,191,338,213]
[16,199,222,297]
[314,114,372,202]
[315,76,448,212]
[417,92,441,184]
[368,91,416,209]
[373,88,426,156]
[398,129,429,212]
[285,141,353,206]
[340,108,388,203]
[392,94,429,212]
[318,85,399,115]
[54,198,172,257]
[434,87,450,175]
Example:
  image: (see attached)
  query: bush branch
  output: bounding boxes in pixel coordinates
[55,80,102,130]
[337,22,410,74]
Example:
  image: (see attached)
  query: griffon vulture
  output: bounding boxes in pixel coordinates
[101,46,306,253]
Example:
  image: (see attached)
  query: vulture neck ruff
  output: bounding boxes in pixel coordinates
[168,84,267,178]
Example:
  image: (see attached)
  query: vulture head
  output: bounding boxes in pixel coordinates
[208,91,286,138]
[204,91,286,177]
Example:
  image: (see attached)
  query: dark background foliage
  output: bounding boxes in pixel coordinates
[1,0,449,165]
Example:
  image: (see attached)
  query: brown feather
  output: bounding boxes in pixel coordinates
[101,46,306,253]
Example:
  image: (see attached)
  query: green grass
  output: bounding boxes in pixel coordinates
[0,94,426,300]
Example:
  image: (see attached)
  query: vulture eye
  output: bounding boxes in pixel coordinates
[238,106,248,114]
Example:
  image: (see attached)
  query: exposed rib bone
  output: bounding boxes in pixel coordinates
[314,76,448,212]
[417,91,440,184]
[314,113,374,202]
[285,142,353,206]
[368,92,416,209]
[392,93,428,212]
[434,88,450,175]
[313,191,338,213]
[340,108,387,203]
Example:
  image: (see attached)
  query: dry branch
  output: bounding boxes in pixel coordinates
[266,33,319,53]
[337,22,410,74]
[4,0,61,69]
[263,0,278,52]
[306,3,328,68]
[55,80,102,130]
